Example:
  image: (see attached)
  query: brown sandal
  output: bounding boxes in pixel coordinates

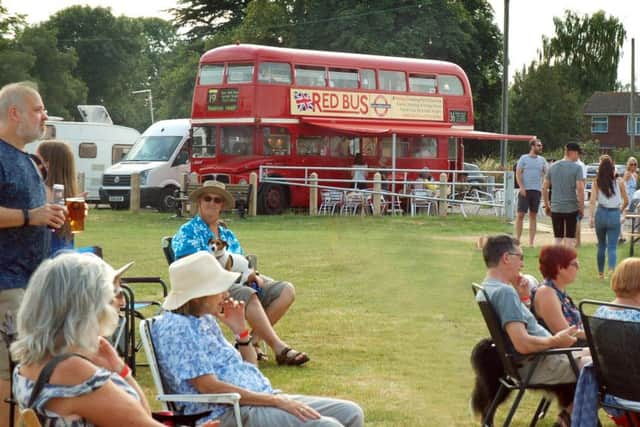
[253,342,268,361]
[276,346,310,366]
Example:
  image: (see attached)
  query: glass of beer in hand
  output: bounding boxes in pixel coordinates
[66,197,86,233]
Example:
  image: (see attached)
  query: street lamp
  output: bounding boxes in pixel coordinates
[132,89,154,124]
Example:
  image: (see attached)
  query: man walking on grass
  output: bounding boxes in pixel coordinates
[542,142,585,247]
[515,139,547,247]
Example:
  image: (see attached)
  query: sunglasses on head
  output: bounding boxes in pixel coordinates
[203,195,224,204]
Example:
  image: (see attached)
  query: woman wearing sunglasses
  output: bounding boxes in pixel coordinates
[530,245,586,345]
[171,181,309,366]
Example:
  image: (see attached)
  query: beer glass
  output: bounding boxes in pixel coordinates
[66,197,85,233]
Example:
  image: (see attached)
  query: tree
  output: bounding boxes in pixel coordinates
[509,63,582,152]
[15,25,87,119]
[542,10,626,100]
[0,5,32,85]
[44,6,149,128]
[171,0,251,40]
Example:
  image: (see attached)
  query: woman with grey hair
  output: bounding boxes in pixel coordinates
[10,252,165,426]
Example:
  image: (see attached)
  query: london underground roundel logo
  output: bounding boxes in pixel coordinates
[371,95,391,117]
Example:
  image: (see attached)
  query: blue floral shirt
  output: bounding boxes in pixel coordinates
[172,215,243,260]
[152,312,275,422]
[595,305,640,322]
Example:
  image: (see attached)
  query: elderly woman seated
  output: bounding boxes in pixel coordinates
[10,252,169,426]
[152,251,364,427]
[531,245,587,344]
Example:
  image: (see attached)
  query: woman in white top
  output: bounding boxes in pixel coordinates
[589,155,628,279]
[351,153,367,189]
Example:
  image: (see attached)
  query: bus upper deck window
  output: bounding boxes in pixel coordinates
[328,69,358,89]
[199,64,224,85]
[295,66,326,87]
[360,69,376,89]
[258,62,292,84]
[379,70,406,92]
[227,64,254,84]
[409,75,436,94]
[438,75,464,95]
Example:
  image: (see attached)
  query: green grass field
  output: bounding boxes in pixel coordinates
[75,209,620,426]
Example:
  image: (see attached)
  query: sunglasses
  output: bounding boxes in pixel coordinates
[202,195,224,204]
[29,153,48,182]
[570,260,580,269]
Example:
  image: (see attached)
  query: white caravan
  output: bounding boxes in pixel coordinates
[100,119,190,211]
[28,106,141,202]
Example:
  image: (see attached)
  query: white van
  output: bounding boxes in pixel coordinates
[28,106,141,202]
[99,119,190,211]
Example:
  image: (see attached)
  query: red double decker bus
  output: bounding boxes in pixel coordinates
[190,43,531,213]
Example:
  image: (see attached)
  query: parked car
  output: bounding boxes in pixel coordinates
[463,162,487,184]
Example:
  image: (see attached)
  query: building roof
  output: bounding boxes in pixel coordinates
[584,91,640,115]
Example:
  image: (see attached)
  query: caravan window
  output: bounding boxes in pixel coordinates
[112,144,132,164]
[44,125,56,139]
[79,143,97,159]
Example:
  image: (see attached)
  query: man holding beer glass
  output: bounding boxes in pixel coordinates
[0,82,66,425]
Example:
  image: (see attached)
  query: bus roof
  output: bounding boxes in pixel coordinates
[200,44,467,77]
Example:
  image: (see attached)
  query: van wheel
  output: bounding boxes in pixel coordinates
[158,187,178,212]
[258,183,288,215]
[109,202,127,210]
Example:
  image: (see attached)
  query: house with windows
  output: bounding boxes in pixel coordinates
[583,91,640,149]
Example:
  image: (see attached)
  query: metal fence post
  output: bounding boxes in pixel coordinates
[249,172,258,216]
[504,171,515,221]
[130,172,140,213]
[439,172,448,216]
[309,172,318,216]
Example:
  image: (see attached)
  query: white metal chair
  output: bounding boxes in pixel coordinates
[461,188,497,216]
[318,190,343,215]
[409,189,434,216]
[139,317,243,427]
[341,191,364,215]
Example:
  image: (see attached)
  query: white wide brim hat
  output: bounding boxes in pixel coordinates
[163,251,240,310]
[190,180,235,210]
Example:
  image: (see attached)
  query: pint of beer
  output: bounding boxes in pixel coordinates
[66,197,86,233]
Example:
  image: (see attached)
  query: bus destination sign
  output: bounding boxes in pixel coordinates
[290,88,443,121]
[208,88,239,111]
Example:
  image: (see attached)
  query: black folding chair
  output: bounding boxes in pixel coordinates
[472,283,580,427]
[580,300,640,426]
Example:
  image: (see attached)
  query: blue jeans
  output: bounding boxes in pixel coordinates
[595,207,621,273]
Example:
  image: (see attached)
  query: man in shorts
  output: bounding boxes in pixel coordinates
[478,235,587,422]
[515,139,547,246]
[172,181,309,366]
[543,143,585,247]
[0,82,66,424]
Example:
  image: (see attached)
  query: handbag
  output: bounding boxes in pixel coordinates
[16,354,82,427]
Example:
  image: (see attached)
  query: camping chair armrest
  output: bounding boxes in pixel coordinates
[157,393,241,405]
[538,346,584,356]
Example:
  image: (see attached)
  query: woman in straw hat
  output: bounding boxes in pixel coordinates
[10,252,169,426]
[172,180,308,365]
[153,251,364,427]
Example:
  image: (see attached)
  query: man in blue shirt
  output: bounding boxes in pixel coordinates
[0,82,66,423]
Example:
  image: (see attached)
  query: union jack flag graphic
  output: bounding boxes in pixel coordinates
[294,91,314,112]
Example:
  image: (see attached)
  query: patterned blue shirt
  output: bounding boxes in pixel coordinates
[152,312,274,421]
[13,364,139,426]
[172,215,243,260]
[0,140,48,290]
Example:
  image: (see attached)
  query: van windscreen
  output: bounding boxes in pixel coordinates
[124,136,182,161]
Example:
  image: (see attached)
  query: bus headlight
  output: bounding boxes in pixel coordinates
[238,178,248,185]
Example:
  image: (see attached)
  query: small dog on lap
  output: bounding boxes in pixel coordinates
[208,238,261,291]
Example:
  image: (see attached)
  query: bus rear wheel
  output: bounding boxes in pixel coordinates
[258,183,288,215]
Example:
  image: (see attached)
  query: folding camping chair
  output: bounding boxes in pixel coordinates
[140,317,243,427]
[472,283,580,427]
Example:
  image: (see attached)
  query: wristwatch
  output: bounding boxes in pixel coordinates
[22,208,29,227]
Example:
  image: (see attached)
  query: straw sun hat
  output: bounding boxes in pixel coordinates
[163,251,240,311]
[190,180,235,210]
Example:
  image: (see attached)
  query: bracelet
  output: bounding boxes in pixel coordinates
[234,340,251,349]
[119,363,131,379]
[234,329,250,341]
[22,208,29,227]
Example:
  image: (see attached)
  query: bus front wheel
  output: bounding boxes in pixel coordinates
[258,183,288,215]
